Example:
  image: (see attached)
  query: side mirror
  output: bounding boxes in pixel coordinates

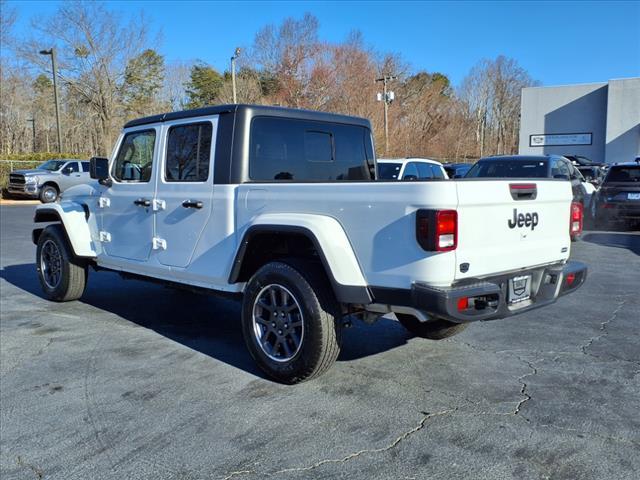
[62,166,74,175]
[90,157,111,186]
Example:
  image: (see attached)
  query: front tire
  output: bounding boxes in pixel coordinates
[241,261,342,384]
[39,184,58,203]
[36,225,87,301]
[396,313,468,340]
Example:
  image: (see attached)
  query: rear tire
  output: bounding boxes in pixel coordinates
[36,225,87,301]
[241,260,342,384]
[396,313,468,340]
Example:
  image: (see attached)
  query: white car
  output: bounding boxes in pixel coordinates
[377,157,449,181]
[32,105,587,384]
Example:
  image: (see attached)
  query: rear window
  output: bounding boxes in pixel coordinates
[249,117,374,182]
[377,162,402,180]
[466,160,548,178]
[606,166,640,183]
[81,162,90,172]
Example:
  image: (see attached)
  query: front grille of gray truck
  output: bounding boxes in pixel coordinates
[9,174,25,184]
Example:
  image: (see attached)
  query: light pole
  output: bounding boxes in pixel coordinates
[27,118,36,152]
[231,47,241,104]
[376,75,397,155]
[39,48,63,153]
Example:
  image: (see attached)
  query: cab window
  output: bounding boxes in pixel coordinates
[112,130,156,182]
[65,162,79,173]
[416,163,434,179]
[551,158,571,179]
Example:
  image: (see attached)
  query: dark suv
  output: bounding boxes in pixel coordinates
[590,163,640,228]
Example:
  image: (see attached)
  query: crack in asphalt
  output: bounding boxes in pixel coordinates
[581,297,628,357]
[16,456,43,479]
[220,409,456,479]
[513,357,539,421]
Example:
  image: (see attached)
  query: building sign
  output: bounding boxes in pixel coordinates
[529,133,592,147]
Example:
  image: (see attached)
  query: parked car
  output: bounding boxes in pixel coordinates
[465,155,587,239]
[32,105,586,384]
[590,162,640,228]
[377,157,448,180]
[563,154,606,168]
[8,159,91,203]
[443,163,472,178]
[576,165,605,186]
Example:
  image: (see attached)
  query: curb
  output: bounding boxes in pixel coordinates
[0,199,41,205]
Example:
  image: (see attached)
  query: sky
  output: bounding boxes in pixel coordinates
[7,0,640,87]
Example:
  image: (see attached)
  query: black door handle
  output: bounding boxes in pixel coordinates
[182,200,203,209]
[134,198,151,207]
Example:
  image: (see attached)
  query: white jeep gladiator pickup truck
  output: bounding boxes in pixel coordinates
[33,104,587,383]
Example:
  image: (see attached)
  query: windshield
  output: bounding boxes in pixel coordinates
[466,160,548,178]
[38,160,67,171]
[606,166,640,183]
[377,162,403,180]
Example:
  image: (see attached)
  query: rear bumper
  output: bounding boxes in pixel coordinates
[598,203,640,220]
[372,261,587,323]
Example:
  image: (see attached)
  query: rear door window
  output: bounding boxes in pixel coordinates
[81,162,90,172]
[377,162,402,180]
[165,122,213,182]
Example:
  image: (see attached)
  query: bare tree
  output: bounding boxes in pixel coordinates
[17,1,154,154]
[460,56,537,157]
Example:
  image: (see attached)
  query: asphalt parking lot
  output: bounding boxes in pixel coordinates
[1,205,638,480]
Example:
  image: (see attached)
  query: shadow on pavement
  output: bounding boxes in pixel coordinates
[581,231,640,255]
[0,263,410,378]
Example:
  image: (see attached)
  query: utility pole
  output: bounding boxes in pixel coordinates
[231,47,241,104]
[27,118,36,152]
[375,75,397,155]
[39,48,63,152]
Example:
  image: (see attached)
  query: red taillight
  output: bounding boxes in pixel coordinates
[570,202,583,236]
[565,272,576,286]
[436,210,457,251]
[416,209,458,252]
[457,297,469,311]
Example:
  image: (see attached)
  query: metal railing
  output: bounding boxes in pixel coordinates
[0,160,42,171]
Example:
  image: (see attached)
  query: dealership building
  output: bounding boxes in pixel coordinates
[518,77,640,164]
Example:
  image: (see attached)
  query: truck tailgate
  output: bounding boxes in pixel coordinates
[454,180,572,281]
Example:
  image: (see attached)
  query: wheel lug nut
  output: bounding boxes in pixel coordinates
[271,322,276,327]
[284,323,288,328]
[278,330,283,335]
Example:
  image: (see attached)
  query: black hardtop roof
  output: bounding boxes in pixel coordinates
[610,162,640,168]
[479,154,562,162]
[123,104,372,129]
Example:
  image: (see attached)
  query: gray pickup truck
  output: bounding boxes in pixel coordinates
[8,159,90,203]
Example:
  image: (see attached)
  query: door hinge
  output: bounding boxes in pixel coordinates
[152,199,166,211]
[98,197,110,208]
[152,237,167,250]
[99,231,111,242]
